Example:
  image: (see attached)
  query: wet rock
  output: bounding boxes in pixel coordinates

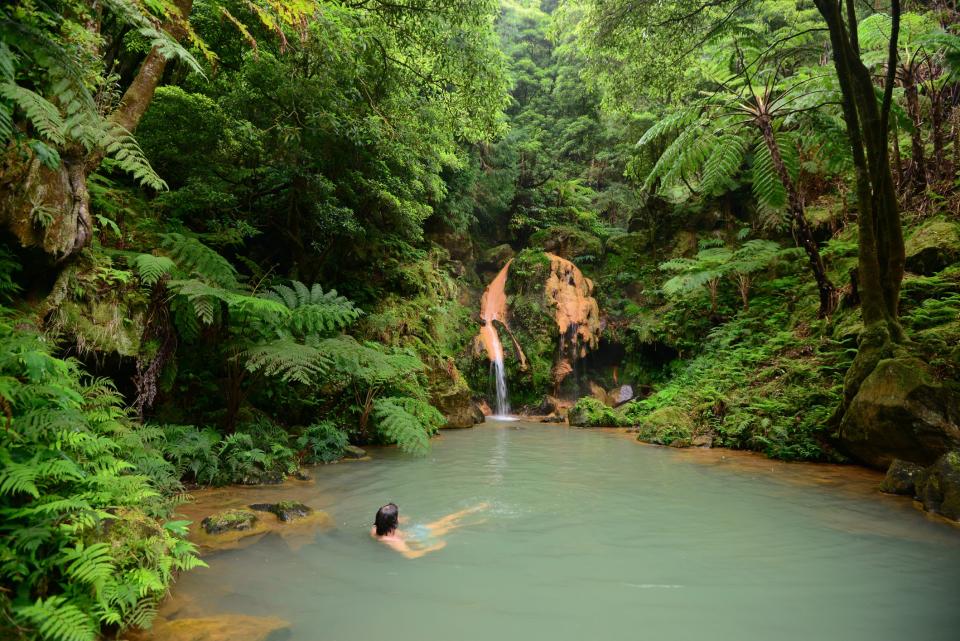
[916,451,960,521]
[145,614,290,641]
[609,385,635,407]
[294,470,311,481]
[538,395,561,415]
[540,415,565,423]
[249,501,313,522]
[879,459,925,496]
[839,357,960,468]
[904,219,960,276]
[342,444,367,459]
[201,509,257,535]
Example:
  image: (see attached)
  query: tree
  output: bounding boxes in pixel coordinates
[811,0,907,405]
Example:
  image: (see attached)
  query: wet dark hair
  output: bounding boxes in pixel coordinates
[375,503,399,536]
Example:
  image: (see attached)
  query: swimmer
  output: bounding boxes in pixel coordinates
[371,502,490,559]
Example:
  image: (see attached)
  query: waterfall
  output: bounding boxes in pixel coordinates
[479,261,513,417]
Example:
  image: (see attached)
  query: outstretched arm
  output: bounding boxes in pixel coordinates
[426,502,490,537]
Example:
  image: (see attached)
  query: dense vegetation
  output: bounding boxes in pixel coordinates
[1,1,959,639]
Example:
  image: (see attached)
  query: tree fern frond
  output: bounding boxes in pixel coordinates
[637,106,702,147]
[701,134,748,195]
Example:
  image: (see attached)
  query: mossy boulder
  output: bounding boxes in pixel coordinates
[249,501,312,522]
[201,509,258,534]
[916,451,960,521]
[839,357,960,468]
[343,444,367,459]
[529,225,602,260]
[568,397,624,427]
[879,459,925,495]
[904,219,960,276]
[431,366,484,428]
[632,406,694,447]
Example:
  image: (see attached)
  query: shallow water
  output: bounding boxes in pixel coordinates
[162,420,960,641]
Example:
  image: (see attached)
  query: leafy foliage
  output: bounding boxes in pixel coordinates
[0,310,203,641]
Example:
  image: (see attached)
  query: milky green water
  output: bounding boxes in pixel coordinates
[169,420,960,641]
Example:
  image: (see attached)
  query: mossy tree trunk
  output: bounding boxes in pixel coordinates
[813,0,908,407]
[0,0,193,259]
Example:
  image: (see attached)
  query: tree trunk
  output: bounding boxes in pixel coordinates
[930,87,946,180]
[814,0,907,405]
[756,116,838,317]
[903,68,927,192]
[0,0,193,259]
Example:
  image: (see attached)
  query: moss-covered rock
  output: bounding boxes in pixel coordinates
[916,451,960,521]
[879,459,925,495]
[249,501,312,522]
[201,509,258,534]
[604,232,652,257]
[633,406,694,447]
[343,444,368,459]
[839,357,960,468]
[482,243,515,268]
[568,397,624,427]
[904,219,960,276]
[431,363,484,428]
[529,225,602,260]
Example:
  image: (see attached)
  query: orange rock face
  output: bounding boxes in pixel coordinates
[544,253,600,358]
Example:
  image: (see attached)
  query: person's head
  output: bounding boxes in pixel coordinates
[374,503,399,536]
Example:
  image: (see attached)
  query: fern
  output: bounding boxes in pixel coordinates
[161,233,239,288]
[701,134,748,195]
[132,254,175,287]
[244,338,329,384]
[60,542,115,585]
[261,281,362,336]
[372,396,442,456]
[15,597,96,641]
[751,134,798,214]
[0,82,66,145]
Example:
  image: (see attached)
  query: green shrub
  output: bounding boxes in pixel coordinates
[0,312,204,641]
[296,421,349,464]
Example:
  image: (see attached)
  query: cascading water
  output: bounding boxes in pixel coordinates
[479,261,513,417]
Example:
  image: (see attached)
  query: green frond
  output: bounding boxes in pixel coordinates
[244,339,328,384]
[15,596,97,641]
[701,134,748,195]
[637,106,702,147]
[372,396,442,455]
[751,135,797,213]
[161,234,239,288]
[0,82,66,145]
[132,254,175,287]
